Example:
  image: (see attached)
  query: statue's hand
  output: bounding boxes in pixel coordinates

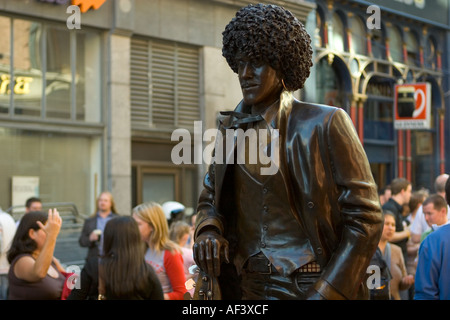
[193,230,229,277]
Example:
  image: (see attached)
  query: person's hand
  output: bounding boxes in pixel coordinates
[89,229,101,242]
[193,230,229,277]
[36,209,62,239]
[405,225,411,239]
[402,274,414,287]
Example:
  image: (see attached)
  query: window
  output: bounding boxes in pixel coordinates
[131,163,198,211]
[75,31,101,122]
[387,25,403,62]
[0,15,101,123]
[364,77,395,141]
[315,8,325,48]
[142,172,177,205]
[0,128,101,215]
[349,15,367,55]
[0,16,11,114]
[406,31,419,66]
[371,28,386,60]
[46,25,71,119]
[131,140,198,210]
[316,58,344,107]
[130,38,200,132]
[330,13,345,52]
[0,16,103,215]
[424,36,437,69]
[364,99,394,141]
[14,20,43,117]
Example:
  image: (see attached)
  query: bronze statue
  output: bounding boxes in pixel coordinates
[193,3,383,300]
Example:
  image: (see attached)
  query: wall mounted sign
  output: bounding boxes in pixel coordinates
[394,83,431,130]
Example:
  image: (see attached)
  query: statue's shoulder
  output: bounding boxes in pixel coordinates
[292,99,338,111]
[290,99,341,120]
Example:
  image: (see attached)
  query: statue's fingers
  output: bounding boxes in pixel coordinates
[205,238,214,276]
[213,240,221,277]
[223,241,230,264]
[197,241,208,273]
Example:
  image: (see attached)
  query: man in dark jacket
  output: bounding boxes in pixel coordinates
[79,191,119,260]
[382,177,412,261]
[193,4,383,300]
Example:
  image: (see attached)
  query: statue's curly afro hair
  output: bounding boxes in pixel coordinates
[222,3,313,91]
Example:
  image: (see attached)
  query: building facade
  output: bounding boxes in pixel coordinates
[0,0,314,215]
[0,0,448,215]
[309,0,450,190]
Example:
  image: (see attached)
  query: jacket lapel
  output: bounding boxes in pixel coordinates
[214,100,248,204]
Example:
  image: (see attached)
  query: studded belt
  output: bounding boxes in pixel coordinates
[244,254,321,274]
[298,261,321,273]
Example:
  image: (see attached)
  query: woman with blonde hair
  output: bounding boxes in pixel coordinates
[132,202,186,300]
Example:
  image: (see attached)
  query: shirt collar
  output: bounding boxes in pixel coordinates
[97,211,113,219]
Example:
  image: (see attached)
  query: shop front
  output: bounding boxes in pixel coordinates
[0,3,105,214]
[313,0,449,190]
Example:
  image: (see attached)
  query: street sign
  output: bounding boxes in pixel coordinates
[394,83,431,130]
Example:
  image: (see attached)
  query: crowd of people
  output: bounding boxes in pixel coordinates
[0,173,449,300]
[0,193,198,300]
[370,173,450,300]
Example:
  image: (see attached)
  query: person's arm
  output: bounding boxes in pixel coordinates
[407,237,420,255]
[410,206,426,244]
[396,245,414,290]
[79,218,97,248]
[411,232,422,244]
[163,250,187,300]
[390,228,410,243]
[52,256,65,273]
[414,237,439,300]
[14,209,62,282]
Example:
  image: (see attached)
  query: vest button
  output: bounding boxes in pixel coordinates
[263,205,268,212]
[307,201,315,209]
[316,247,323,255]
[261,242,266,248]
[263,224,268,231]
[263,187,268,194]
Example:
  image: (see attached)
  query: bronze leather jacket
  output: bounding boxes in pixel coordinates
[195,98,383,300]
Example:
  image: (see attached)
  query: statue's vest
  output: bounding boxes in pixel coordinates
[234,161,316,277]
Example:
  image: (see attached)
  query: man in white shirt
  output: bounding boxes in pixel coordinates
[420,194,449,241]
[410,174,449,243]
[0,209,17,299]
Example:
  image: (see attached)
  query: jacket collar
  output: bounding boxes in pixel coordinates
[219,92,294,130]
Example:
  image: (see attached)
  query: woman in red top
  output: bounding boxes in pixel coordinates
[133,202,186,300]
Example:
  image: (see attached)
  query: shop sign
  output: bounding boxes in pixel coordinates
[12,176,40,208]
[71,0,107,13]
[36,0,70,4]
[0,74,33,95]
[35,0,107,13]
[394,83,431,130]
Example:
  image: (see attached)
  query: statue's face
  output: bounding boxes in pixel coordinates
[237,56,282,110]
